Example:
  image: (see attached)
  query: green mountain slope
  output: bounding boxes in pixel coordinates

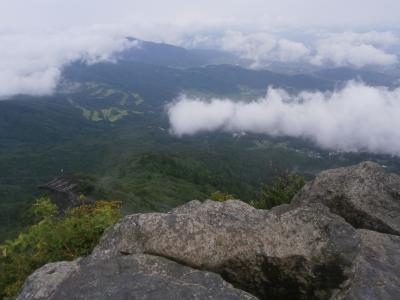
[1,58,400,242]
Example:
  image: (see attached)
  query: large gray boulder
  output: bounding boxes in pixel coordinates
[93,200,359,299]
[17,254,256,300]
[293,161,400,236]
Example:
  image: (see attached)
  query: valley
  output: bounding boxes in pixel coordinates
[1,45,400,241]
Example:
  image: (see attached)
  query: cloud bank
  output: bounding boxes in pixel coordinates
[0,26,137,98]
[180,30,399,69]
[311,31,399,67]
[1,27,398,98]
[168,82,400,155]
[219,31,310,67]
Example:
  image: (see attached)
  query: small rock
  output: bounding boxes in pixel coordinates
[17,260,80,300]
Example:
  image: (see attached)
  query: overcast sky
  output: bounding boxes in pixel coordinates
[1,0,400,31]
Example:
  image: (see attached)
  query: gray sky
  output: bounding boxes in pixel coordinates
[1,0,399,31]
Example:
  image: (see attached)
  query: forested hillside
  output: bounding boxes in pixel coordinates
[1,44,400,242]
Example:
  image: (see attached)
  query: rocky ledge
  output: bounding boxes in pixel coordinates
[17,162,400,299]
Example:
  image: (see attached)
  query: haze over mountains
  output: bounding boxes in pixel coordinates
[1,2,400,299]
[5,36,400,156]
[1,0,400,244]
[1,35,400,242]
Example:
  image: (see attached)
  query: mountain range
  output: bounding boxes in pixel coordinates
[1,37,399,241]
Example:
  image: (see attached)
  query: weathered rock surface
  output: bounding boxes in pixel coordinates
[293,161,400,236]
[17,261,80,300]
[345,229,400,300]
[17,254,256,300]
[17,161,400,300]
[93,200,359,299]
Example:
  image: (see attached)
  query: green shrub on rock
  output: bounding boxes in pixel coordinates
[0,198,121,298]
[210,191,235,202]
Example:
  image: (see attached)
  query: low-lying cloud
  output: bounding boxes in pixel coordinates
[168,82,400,156]
[0,26,137,98]
[311,31,399,67]
[180,30,399,69]
[1,11,399,98]
[219,31,310,67]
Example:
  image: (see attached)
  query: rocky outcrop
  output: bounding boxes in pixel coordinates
[17,162,400,299]
[93,200,358,299]
[293,161,400,235]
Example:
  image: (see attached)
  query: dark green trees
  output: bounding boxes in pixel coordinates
[252,172,305,210]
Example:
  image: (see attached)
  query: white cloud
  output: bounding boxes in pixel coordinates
[335,31,399,46]
[0,26,137,98]
[179,30,399,69]
[276,39,311,61]
[168,82,400,155]
[1,26,398,98]
[311,31,399,67]
[198,31,311,67]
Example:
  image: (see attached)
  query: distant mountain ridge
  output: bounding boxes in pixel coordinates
[118,37,400,88]
[119,37,235,68]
